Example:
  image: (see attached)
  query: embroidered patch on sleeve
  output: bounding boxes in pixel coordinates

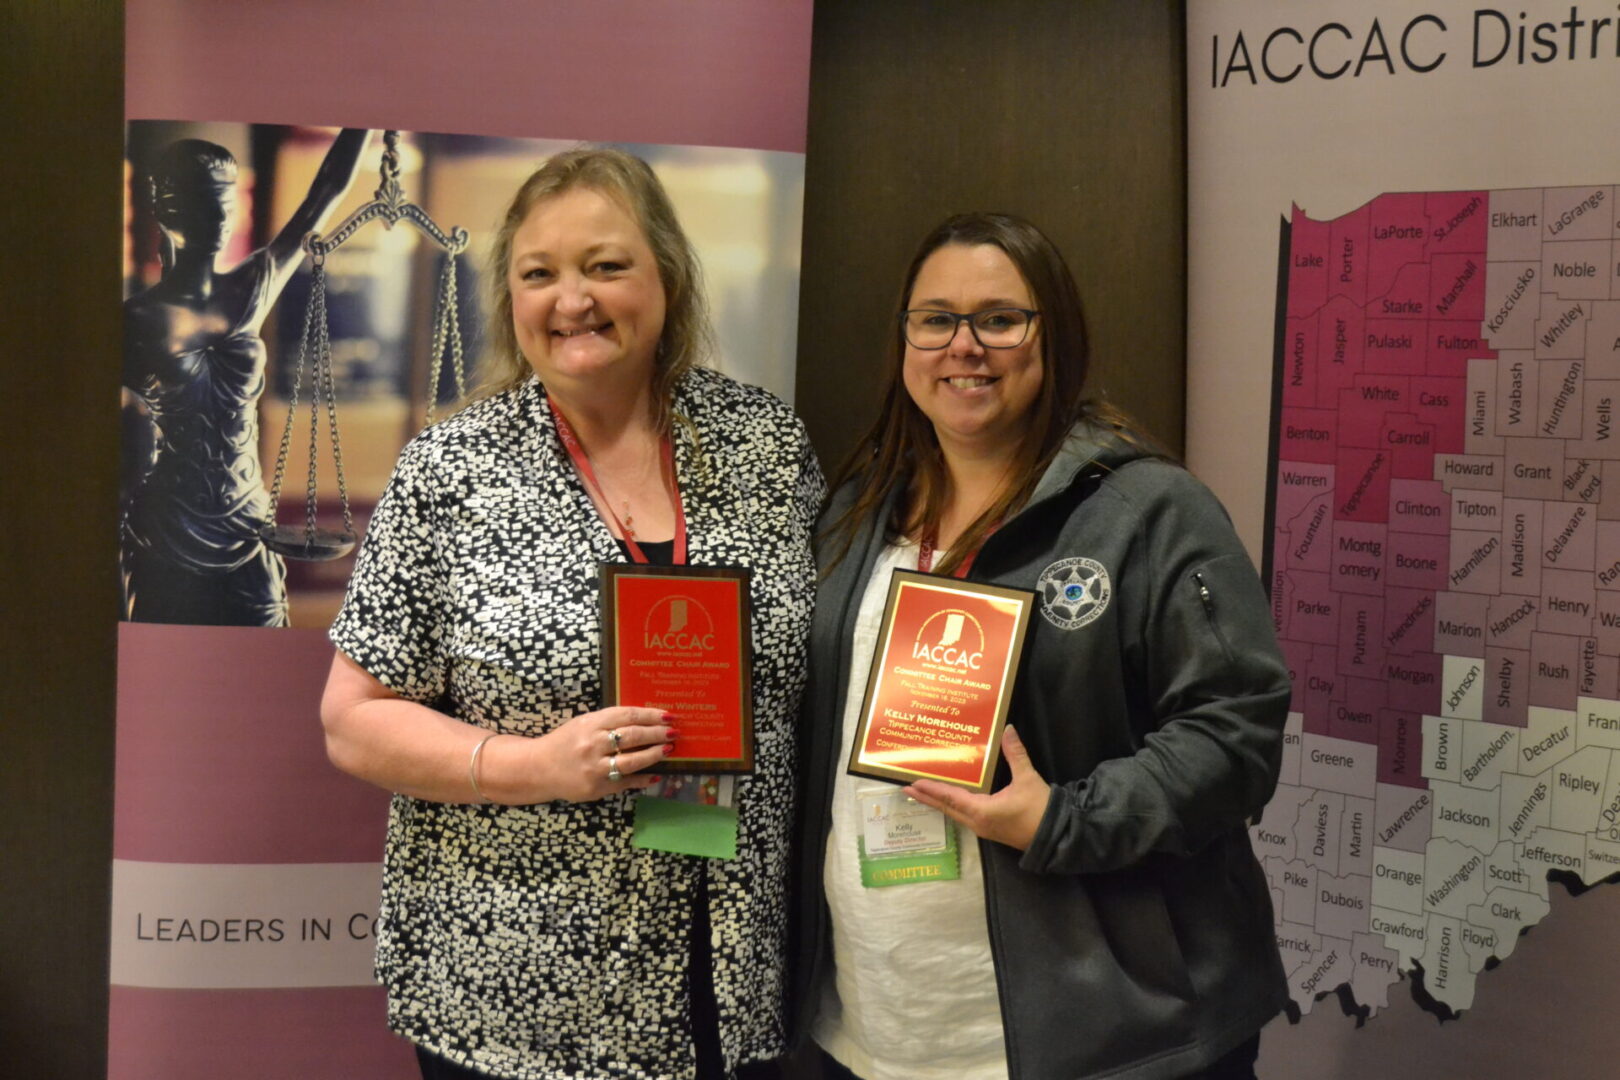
[1037,557,1111,630]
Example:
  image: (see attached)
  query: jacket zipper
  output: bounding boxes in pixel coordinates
[1193,570,1235,661]
[978,835,1021,1079]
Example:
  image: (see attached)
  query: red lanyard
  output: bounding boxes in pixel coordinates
[917,531,980,578]
[549,398,687,565]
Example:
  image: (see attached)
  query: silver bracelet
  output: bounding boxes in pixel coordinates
[469,733,500,804]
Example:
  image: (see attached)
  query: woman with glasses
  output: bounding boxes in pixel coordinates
[792,213,1290,1079]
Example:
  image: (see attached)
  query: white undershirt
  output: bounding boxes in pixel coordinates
[813,541,1008,1080]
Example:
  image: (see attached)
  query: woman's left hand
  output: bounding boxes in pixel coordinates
[904,725,1050,851]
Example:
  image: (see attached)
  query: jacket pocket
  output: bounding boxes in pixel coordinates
[1191,568,1234,662]
[1089,869,1199,1009]
[1183,552,1284,689]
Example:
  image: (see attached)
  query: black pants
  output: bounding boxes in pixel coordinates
[414,1047,485,1080]
[817,1032,1262,1080]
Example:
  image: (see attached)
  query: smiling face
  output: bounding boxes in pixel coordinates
[902,243,1043,457]
[507,186,667,398]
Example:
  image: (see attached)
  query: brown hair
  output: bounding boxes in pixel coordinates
[478,146,712,434]
[824,212,1138,575]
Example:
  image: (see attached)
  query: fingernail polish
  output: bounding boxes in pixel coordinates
[663,743,676,755]
[660,712,678,723]
[664,728,681,737]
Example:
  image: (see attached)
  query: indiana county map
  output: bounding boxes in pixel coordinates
[1261,185,1620,1018]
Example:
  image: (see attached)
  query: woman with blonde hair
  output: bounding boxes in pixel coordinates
[324,147,821,1079]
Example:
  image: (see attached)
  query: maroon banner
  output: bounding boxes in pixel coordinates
[116,3,812,1077]
[128,1,811,153]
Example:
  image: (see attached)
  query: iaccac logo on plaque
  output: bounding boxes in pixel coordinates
[912,609,986,669]
[643,596,717,651]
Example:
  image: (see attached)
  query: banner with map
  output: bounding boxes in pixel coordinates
[1189,1,1620,1074]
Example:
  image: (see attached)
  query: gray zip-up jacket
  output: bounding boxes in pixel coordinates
[792,422,1291,1079]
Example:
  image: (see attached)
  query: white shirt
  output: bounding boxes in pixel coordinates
[813,541,1009,1080]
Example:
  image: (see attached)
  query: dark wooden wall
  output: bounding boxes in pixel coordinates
[0,2,123,1077]
[785,8,1183,1071]
[795,0,1187,473]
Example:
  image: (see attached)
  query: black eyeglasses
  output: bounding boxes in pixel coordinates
[900,307,1039,350]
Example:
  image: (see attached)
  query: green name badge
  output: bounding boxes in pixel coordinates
[633,797,738,860]
[855,787,959,887]
[633,775,738,859]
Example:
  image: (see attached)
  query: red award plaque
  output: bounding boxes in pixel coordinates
[847,570,1035,793]
[600,564,754,773]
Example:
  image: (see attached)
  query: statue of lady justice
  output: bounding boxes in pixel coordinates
[122,128,371,626]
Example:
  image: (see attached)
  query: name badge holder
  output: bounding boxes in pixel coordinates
[555,397,754,858]
[854,784,960,888]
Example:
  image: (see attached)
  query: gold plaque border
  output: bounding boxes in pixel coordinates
[846,569,1035,794]
[599,562,755,774]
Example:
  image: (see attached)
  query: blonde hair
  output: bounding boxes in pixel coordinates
[479,147,712,434]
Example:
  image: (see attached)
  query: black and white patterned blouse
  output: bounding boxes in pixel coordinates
[330,368,824,1079]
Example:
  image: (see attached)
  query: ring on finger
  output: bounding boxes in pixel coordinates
[607,755,622,783]
[607,728,622,753]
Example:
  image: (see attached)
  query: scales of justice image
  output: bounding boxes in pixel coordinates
[121,129,469,627]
